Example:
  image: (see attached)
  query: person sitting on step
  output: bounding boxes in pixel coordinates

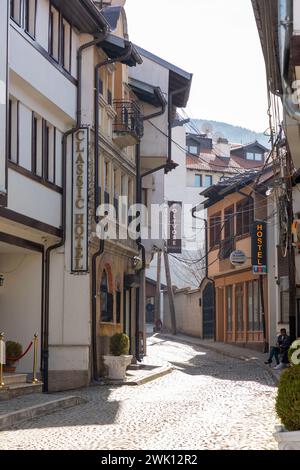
[264,328,291,369]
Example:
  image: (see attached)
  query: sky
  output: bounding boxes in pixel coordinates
[125,0,269,133]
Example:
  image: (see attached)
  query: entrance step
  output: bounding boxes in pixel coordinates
[0,394,85,431]
[0,382,43,401]
[3,374,28,386]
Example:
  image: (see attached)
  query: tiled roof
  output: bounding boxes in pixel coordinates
[186,151,264,174]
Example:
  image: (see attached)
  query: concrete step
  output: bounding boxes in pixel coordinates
[0,395,85,431]
[0,382,43,401]
[3,374,28,386]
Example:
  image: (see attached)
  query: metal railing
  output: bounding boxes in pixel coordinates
[0,332,39,388]
[219,237,235,260]
[113,100,144,139]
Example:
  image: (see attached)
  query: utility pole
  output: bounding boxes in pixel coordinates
[164,246,177,335]
[154,249,162,324]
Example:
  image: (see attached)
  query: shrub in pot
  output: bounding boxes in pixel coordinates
[4,341,22,373]
[103,333,132,380]
[274,338,300,450]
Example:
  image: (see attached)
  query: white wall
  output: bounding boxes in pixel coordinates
[294,0,300,34]
[8,169,62,228]
[0,1,8,194]
[0,252,42,373]
[10,27,76,121]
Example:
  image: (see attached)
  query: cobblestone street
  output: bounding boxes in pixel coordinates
[0,336,278,450]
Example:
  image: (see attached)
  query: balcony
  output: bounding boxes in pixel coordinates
[219,237,235,261]
[113,100,144,148]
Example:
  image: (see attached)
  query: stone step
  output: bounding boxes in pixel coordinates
[0,382,43,401]
[3,374,28,386]
[0,395,85,431]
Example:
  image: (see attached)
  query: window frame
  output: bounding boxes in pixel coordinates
[204,175,213,187]
[194,174,202,187]
[24,0,37,39]
[209,212,222,249]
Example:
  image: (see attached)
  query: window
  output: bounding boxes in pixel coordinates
[49,5,60,62]
[209,212,221,249]
[8,99,18,163]
[195,174,202,187]
[246,152,254,160]
[62,18,72,72]
[236,284,244,332]
[31,112,38,174]
[204,175,213,187]
[220,206,234,259]
[226,286,233,332]
[247,280,262,331]
[42,120,56,183]
[189,145,198,155]
[100,271,113,323]
[104,161,110,203]
[24,0,36,38]
[255,153,262,161]
[236,198,254,236]
[10,0,22,25]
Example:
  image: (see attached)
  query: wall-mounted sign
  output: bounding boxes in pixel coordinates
[251,220,267,275]
[167,201,182,254]
[71,128,89,273]
[230,250,247,267]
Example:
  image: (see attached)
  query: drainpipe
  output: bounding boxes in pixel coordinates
[278,0,300,120]
[91,44,134,381]
[42,31,110,392]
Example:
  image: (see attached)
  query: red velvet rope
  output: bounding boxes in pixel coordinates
[6,341,33,362]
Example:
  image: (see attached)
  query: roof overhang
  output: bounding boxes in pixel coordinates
[51,0,109,34]
[100,34,143,67]
[251,0,282,95]
[128,78,166,107]
[135,45,193,107]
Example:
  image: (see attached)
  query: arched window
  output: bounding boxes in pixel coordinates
[100,270,113,322]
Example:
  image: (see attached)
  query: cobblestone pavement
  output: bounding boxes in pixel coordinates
[0,336,278,450]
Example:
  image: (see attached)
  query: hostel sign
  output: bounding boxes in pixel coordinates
[251,221,267,274]
[71,128,89,273]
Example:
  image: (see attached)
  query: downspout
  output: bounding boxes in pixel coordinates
[91,44,134,381]
[278,0,300,120]
[42,31,109,392]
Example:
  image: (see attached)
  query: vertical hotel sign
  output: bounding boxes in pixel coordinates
[167,201,182,254]
[72,128,89,273]
[251,221,267,274]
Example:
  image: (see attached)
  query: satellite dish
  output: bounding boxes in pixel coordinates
[201,122,213,136]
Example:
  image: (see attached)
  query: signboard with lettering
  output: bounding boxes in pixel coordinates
[71,128,89,273]
[251,220,267,274]
[167,201,182,254]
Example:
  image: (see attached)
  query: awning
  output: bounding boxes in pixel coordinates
[128,78,166,107]
[100,35,143,67]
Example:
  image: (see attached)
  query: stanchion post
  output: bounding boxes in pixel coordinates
[32,333,39,384]
[0,332,5,388]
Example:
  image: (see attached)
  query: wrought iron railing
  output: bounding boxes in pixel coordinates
[219,237,235,260]
[113,100,144,139]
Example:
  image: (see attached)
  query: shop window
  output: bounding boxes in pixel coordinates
[116,290,121,324]
[247,280,262,331]
[226,286,233,332]
[100,271,113,323]
[236,283,244,332]
[280,291,289,324]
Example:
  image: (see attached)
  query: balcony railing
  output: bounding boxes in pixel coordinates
[219,237,235,260]
[113,100,144,147]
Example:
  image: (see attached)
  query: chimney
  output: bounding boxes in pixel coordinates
[215,137,231,158]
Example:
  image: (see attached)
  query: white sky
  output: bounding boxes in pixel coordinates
[125,0,269,133]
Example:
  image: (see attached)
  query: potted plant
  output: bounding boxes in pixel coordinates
[274,338,300,450]
[4,341,22,373]
[103,333,132,380]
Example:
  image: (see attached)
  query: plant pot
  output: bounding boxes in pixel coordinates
[103,355,133,380]
[3,364,16,374]
[274,425,300,450]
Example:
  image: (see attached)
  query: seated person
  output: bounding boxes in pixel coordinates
[265,328,291,369]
